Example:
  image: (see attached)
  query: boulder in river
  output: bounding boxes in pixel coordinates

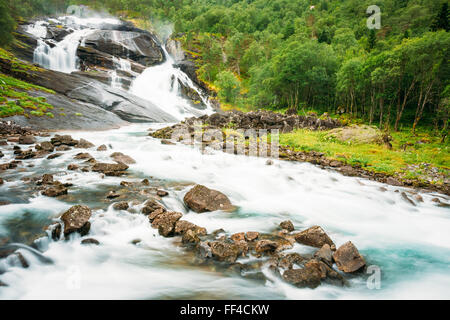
[113,201,129,211]
[36,141,54,152]
[42,182,68,197]
[151,211,183,237]
[51,135,78,146]
[280,220,295,232]
[76,138,95,149]
[174,220,207,236]
[209,241,240,263]
[92,162,129,175]
[255,240,279,255]
[60,205,92,237]
[294,226,335,249]
[110,152,136,164]
[183,184,234,213]
[333,241,366,273]
[18,135,36,145]
[282,265,322,289]
[81,238,100,245]
[314,244,334,265]
[97,144,107,151]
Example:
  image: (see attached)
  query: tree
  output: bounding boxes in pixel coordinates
[368,29,376,51]
[0,0,15,46]
[215,70,240,103]
[431,2,449,32]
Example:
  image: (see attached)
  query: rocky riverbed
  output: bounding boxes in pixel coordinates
[1,122,449,299]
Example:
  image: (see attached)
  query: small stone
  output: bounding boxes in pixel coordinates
[245,231,259,241]
[156,190,169,197]
[280,220,294,232]
[67,164,79,171]
[97,144,107,151]
[18,135,36,145]
[255,240,278,254]
[113,201,129,210]
[81,238,100,245]
[230,232,246,242]
[294,226,335,248]
[47,153,63,159]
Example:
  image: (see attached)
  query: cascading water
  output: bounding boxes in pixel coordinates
[110,57,132,89]
[130,47,214,120]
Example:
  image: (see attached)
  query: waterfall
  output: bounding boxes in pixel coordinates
[33,29,93,74]
[110,57,132,89]
[130,47,214,120]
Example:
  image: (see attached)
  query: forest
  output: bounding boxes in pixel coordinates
[0,0,449,137]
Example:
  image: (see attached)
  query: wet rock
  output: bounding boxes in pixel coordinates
[113,201,129,211]
[182,229,200,244]
[209,241,239,263]
[18,135,36,145]
[47,152,63,159]
[92,162,129,175]
[183,184,233,213]
[36,141,54,152]
[246,231,259,241]
[106,191,120,199]
[333,241,366,273]
[151,211,183,237]
[294,226,335,249]
[314,244,334,265]
[231,232,246,242]
[156,190,169,197]
[97,144,107,151]
[142,199,166,216]
[51,135,78,146]
[67,164,79,170]
[235,240,249,257]
[278,253,305,269]
[282,265,322,289]
[74,152,92,160]
[386,177,402,187]
[76,138,95,148]
[280,220,294,232]
[81,238,100,245]
[161,139,175,145]
[174,220,207,236]
[51,223,61,241]
[415,195,424,202]
[0,178,3,185]
[141,179,150,186]
[42,183,68,197]
[56,145,71,151]
[0,140,7,146]
[197,242,212,259]
[37,173,54,185]
[15,252,29,268]
[60,205,92,237]
[266,159,274,165]
[255,240,278,255]
[110,152,136,164]
[401,192,416,206]
[15,149,36,159]
[0,151,3,158]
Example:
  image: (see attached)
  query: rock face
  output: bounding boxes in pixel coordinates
[333,241,366,273]
[183,185,233,213]
[82,30,164,67]
[60,205,92,237]
[294,226,335,249]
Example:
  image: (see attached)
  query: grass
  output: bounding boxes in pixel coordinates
[279,128,449,180]
[0,72,55,118]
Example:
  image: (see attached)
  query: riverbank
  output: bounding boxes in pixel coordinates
[150,111,450,196]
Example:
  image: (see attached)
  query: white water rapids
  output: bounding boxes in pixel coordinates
[2,16,448,300]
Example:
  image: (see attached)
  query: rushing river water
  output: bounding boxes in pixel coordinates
[1,14,449,300]
[0,124,449,299]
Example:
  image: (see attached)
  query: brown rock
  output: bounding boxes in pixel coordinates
[67,164,79,171]
[151,211,183,237]
[294,226,335,248]
[209,241,239,263]
[92,162,129,173]
[76,138,95,148]
[255,240,278,254]
[156,190,169,197]
[97,144,107,151]
[36,141,54,152]
[280,220,295,232]
[142,199,166,216]
[333,241,366,273]
[81,238,100,245]
[230,232,246,242]
[0,178,3,185]
[74,152,92,160]
[174,220,207,236]
[42,183,68,197]
[18,135,36,145]
[182,229,200,244]
[60,205,92,236]
[245,231,259,241]
[38,174,54,185]
[113,201,129,211]
[183,184,233,213]
[110,152,136,164]
[51,135,78,146]
[282,266,322,288]
[278,253,305,269]
[314,244,334,265]
[47,153,63,159]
